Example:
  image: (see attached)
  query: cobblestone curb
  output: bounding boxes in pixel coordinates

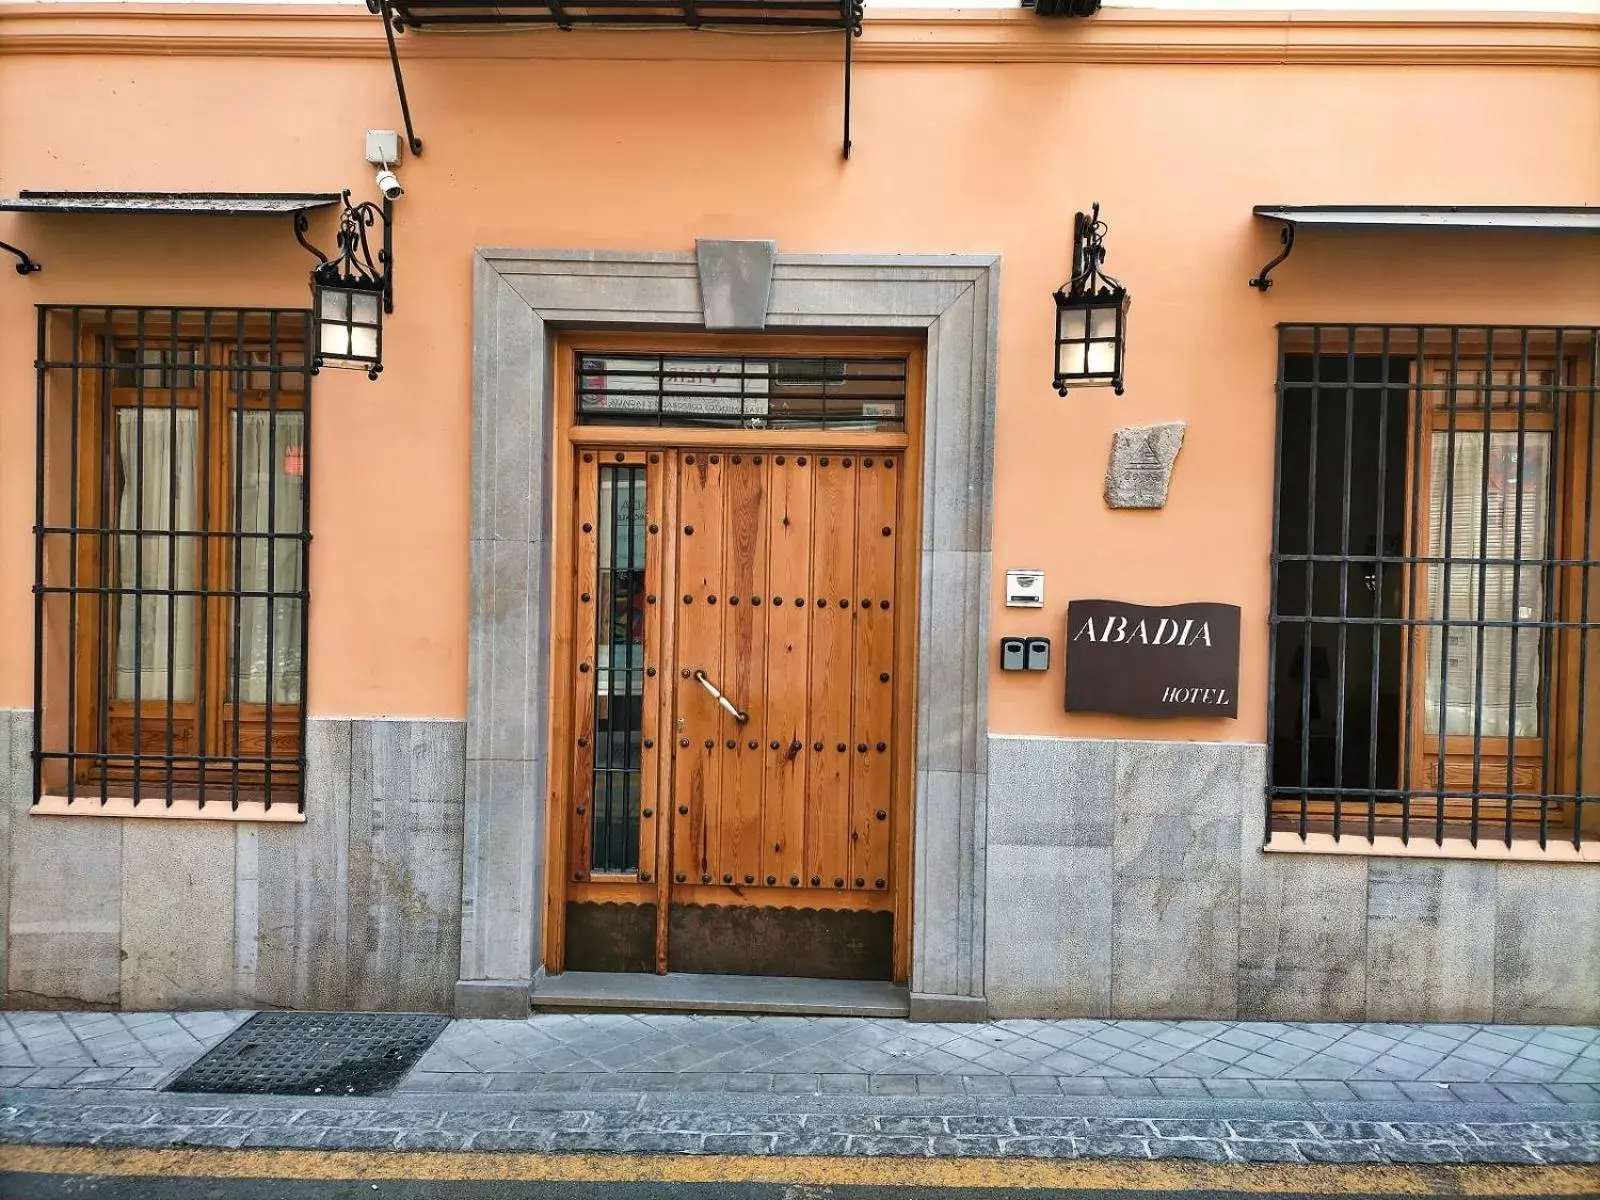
[3,1103,1595,1165]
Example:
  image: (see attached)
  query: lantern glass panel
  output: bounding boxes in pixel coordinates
[352,292,381,326]
[350,324,380,362]
[319,288,349,323]
[1060,308,1088,341]
[1086,340,1116,376]
[1089,305,1119,340]
[319,319,351,358]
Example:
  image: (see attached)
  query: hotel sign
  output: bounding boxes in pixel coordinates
[1064,600,1241,719]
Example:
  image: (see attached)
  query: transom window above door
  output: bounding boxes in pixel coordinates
[577,353,910,431]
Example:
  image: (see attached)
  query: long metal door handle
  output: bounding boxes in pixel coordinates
[692,669,748,724]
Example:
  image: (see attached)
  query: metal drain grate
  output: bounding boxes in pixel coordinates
[165,1011,447,1096]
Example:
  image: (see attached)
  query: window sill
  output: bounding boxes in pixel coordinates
[1263,831,1595,865]
[33,794,305,824]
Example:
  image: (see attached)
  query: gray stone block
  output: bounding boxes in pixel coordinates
[987,735,1114,848]
[1238,830,1367,1021]
[1493,865,1600,1025]
[248,717,352,1010]
[907,993,987,1023]
[1111,741,1252,1018]
[348,719,466,1012]
[695,239,776,331]
[1367,859,1496,1022]
[471,540,545,765]
[6,792,122,1009]
[0,708,28,994]
[455,978,532,1019]
[120,822,236,1010]
[1105,423,1185,509]
[985,845,1111,1018]
[459,758,541,985]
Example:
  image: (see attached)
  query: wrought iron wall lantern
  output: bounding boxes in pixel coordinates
[297,190,394,380]
[1053,203,1129,397]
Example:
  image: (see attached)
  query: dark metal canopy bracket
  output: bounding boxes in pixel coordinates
[373,0,425,157]
[2,239,40,275]
[1249,221,1295,292]
[374,0,862,159]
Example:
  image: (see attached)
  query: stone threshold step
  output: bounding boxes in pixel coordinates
[531,971,910,1017]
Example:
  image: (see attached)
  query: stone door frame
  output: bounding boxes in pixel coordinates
[460,244,998,1020]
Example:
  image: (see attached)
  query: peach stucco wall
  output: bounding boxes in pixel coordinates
[2,12,1597,741]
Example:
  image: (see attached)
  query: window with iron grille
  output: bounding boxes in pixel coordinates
[1270,326,1597,851]
[33,308,311,817]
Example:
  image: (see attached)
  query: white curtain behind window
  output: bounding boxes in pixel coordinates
[233,411,305,705]
[1424,430,1550,738]
[115,409,199,703]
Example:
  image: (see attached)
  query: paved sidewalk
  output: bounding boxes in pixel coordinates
[2,1012,1597,1166]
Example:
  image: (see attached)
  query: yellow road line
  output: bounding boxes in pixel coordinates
[0,1147,1596,1196]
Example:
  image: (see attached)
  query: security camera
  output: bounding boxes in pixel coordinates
[374,167,403,201]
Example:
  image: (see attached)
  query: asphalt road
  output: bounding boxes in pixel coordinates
[2,1152,1596,1200]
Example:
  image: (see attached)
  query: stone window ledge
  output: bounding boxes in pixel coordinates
[32,794,305,824]
[1264,831,1596,865]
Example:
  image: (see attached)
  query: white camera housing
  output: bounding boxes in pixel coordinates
[375,168,404,201]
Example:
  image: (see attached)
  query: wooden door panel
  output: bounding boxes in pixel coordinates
[718,453,769,887]
[673,452,726,887]
[762,454,813,888]
[805,455,858,890]
[851,455,899,893]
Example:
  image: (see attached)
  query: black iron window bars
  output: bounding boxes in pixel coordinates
[32,308,312,814]
[1269,325,1598,851]
[371,0,865,159]
[577,353,908,430]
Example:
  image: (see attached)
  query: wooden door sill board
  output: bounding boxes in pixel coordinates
[531,971,910,1017]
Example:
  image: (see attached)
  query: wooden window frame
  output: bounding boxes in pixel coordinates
[33,310,310,823]
[1268,328,1598,859]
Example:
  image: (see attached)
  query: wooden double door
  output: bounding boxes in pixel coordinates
[552,443,913,982]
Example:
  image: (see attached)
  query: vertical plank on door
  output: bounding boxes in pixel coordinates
[719,452,769,888]
[652,453,679,972]
[569,452,601,883]
[851,453,899,894]
[763,453,812,888]
[636,452,667,889]
[806,454,857,891]
[673,452,725,888]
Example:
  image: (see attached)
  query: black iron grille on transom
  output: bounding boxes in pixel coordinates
[577,353,908,430]
[32,308,312,814]
[166,1013,447,1096]
[1269,326,1598,850]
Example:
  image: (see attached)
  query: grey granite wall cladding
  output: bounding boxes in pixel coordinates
[987,733,1600,1023]
[1,710,464,1013]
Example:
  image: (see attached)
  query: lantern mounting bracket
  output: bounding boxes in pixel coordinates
[1249,221,1295,292]
[1,239,40,275]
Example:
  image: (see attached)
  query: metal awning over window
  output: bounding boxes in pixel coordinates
[0,192,342,217]
[0,193,343,276]
[372,0,864,158]
[1248,205,1600,291]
